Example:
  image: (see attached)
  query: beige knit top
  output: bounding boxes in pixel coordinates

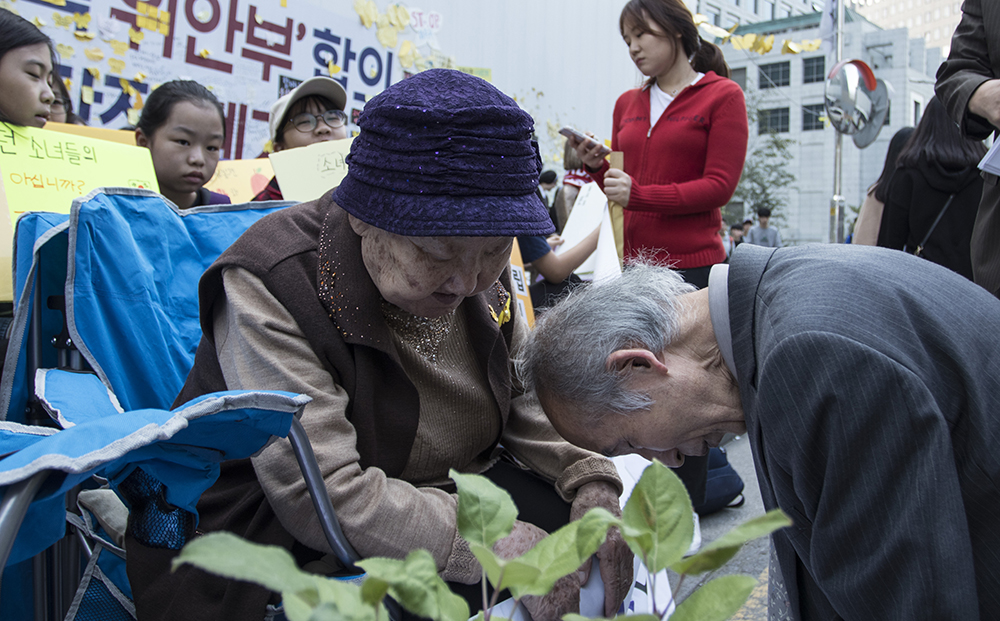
[212,266,620,584]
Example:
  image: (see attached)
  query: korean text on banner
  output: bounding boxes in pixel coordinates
[0,122,158,220]
[267,137,354,202]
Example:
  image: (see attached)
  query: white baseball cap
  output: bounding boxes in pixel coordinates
[268,76,348,145]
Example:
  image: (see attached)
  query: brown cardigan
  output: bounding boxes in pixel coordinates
[128,193,521,620]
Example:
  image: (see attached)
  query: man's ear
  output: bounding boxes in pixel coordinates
[605,349,669,375]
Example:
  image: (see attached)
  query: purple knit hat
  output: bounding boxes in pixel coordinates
[333,69,555,237]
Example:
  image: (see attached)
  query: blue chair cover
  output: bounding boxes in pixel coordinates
[0,188,299,619]
[0,212,70,424]
[1,371,308,564]
[64,188,296,411]
[0,188,296,420]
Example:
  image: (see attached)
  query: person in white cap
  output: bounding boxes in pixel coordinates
[253,76,349,201]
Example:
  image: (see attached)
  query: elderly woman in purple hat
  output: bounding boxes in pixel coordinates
[125,69,631,621]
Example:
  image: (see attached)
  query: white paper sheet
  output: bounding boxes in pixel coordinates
[556,182,608,277]
[979,137,1000,176]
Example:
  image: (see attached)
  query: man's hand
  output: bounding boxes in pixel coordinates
[969,79,1000,130]
[603,169,633,208]
[493,521,581,621]
[571,481,633,617]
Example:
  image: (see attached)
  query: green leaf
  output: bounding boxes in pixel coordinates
[284,589,322,621]
[360,577,390,607]
[671,509,792,575]
[301,594,380,621]
[507,508,617,598]
[669,575,757,621]
[451,470,517,549]
[495,558,543,594]
[358,550,470,621]
[309,576,379,621]
[172,532,315,594]
[470,542,506,588]
[308,602,343,621]
[563,615,660,621]
[620,460,694,574]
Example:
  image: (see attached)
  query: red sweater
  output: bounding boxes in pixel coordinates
[591,72,748,268]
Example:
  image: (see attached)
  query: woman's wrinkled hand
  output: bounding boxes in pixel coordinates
[493,521,581,621]
[603,169,632,207]
[521,572,581,621]
[571,481,633,617]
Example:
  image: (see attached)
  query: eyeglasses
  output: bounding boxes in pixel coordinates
[287,109,348,132]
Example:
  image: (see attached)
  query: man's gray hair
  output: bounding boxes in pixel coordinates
[515,264,696,421]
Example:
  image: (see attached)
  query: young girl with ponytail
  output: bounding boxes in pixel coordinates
[569,0,748,511]
[572,0,748,280]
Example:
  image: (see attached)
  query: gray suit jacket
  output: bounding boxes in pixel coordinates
[936,0,1000,296]
[728,243,1000,619]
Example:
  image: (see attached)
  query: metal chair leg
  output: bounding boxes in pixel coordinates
[0,471,48,608]
[286,416,402,621]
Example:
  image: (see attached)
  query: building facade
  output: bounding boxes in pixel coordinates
[688,0,817,28]
[851,0,963,57]
[722,11,940,244]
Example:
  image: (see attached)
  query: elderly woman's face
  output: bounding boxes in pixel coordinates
[350,216,513,318]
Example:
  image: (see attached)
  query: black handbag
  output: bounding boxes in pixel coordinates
[906,193,956,258]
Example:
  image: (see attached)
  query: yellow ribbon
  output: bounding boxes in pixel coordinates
[490,295,512,328]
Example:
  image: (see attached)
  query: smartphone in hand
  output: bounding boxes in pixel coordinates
[559,126,611,156]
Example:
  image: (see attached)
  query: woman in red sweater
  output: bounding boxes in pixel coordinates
[570,0,748,513]
[572,0,747,285]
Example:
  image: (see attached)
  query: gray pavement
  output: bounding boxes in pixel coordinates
[670,434,769,620]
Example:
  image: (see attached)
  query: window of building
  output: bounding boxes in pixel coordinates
[802,104,825,131]
[803,56,825,84]
[759,107,790,133]
[883,100,891,126]
[731,67,747,90]
[781,4,792,17]
[754,0,760,12]
[913,100,922,124]
[731,0,740,5]
[759,61,790,88]
[705,5,722,26]
[762,0,775,18]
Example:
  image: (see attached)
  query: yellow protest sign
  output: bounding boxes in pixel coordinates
[43,121,137,145]
[267,137,353,202]
[509,238,535,327]
[203,158,274,204]
[0,122,157,220]
[0,123,158,300]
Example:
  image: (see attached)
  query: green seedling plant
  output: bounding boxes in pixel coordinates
[173,460,789,621]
